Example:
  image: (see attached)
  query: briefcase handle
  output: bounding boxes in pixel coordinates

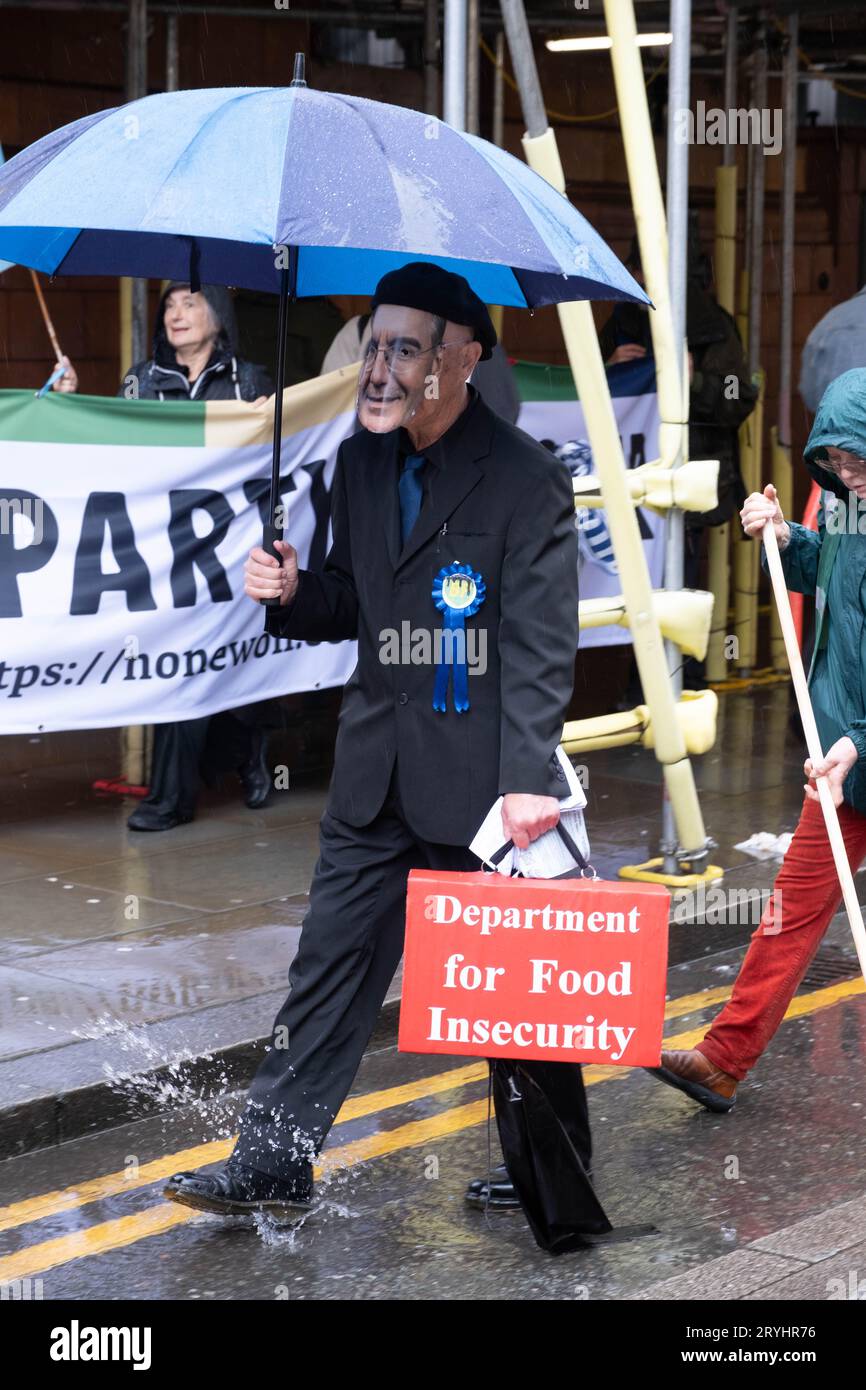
[487,821,598,880]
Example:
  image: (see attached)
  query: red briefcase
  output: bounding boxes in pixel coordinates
[399,857,669,1068]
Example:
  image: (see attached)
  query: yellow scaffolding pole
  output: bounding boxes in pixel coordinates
[499,0,718,881]
[522,133,714,876]
[706,160,739,682]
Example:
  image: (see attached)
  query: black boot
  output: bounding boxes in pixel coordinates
[239,730,272,809]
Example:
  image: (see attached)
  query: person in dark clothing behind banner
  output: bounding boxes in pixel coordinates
[53,282,280,830]
[600,224,757,688]
[235,290,346,390]
[162,261,598,1230]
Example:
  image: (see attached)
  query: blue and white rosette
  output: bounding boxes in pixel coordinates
[431,561,486,713]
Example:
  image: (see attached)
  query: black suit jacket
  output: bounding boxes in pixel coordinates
[266,387,579,845]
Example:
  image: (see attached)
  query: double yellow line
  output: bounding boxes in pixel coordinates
[1,976,862,1282]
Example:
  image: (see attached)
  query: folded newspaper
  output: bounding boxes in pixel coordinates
[469,746,591,878]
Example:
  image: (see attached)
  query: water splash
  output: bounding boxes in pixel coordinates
[70,1014,239,1139]
[69,1014,364,1248]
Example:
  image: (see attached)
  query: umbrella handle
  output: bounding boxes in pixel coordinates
[261,521,283,610]
[762,520,866,983]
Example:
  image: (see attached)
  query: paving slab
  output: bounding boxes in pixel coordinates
[742,1240,866,1300]
[633,1247,807,1301]
[0,873,207,962]
[62,820,323,912]
[750,1193,866,1264]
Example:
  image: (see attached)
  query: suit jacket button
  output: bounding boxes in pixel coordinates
[398,692,409,705]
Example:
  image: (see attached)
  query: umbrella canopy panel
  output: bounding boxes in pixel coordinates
[0,86,648,308]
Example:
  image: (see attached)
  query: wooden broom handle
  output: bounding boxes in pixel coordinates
[762,519,866,983]
[29,270,64,363]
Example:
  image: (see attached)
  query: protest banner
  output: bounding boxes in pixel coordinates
[0,371,360,732]
[0,360,661,731]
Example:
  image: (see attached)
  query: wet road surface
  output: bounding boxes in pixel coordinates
[2,686,865,1302]
[2,940,865,1301]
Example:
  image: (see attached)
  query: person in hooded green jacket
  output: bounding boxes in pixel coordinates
[646,367,866,1112]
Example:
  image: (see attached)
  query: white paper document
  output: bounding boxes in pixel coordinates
[469,746,591,879]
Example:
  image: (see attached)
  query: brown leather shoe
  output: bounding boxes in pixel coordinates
[646,1049,737,1113]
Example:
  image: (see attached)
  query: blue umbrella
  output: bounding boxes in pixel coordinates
[0,144,13,275]
[0,57,647,581]
[0,80,646,308]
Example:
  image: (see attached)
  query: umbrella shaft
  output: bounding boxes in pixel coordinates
[262,251,297,608]
[269,251,297,536]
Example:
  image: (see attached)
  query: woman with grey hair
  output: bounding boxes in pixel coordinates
[55,281,272,403]
[54,283,277,830]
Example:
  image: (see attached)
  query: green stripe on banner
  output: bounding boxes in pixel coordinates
[0,390,207,445]
[512,359,579,403]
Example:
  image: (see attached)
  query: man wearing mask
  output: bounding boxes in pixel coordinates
[163,262,591,1223]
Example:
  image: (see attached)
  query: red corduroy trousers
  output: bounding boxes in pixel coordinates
[698,794,866,1080]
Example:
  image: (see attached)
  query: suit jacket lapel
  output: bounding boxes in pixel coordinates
[378,430,402,572]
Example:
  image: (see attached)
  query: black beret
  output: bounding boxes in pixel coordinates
[370,261,497,361]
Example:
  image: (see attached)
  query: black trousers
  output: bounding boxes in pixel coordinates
[231,766,592,1182]
[139,703,278,819]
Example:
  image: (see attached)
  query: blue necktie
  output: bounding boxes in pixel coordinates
[398,452,426,546]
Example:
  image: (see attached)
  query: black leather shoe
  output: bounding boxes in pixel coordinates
[163,1161,312,1217]
[465,1160,595,1210]
[127,803,194,832]
[239,732,271,809]
[464,1164,521,1210]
